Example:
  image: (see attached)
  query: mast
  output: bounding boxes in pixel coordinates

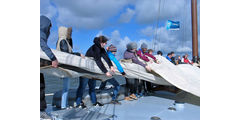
[191,0,198,63]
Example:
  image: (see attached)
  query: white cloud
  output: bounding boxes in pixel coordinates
[135,0,186,24]
[96,31,104,37]
[118,8,135,23]
[140,26,154,37]
[51,0,130,29]
[176,46,192,53]
[40,0,57,19]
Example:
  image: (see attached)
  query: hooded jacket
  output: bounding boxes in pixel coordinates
[85,38,113,73]
[56,26,73,53]
[40,15,56,61]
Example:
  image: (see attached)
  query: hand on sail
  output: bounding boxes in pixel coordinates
[110,66,115,73]
[80,53,85,59]
[52,60,59,68]
[145,65,151,72]
[105,71,112,77]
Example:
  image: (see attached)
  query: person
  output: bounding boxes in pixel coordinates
[166,53,172,62]
[157,51,163,56]
[175,55,182,65]
[40,15,58,119]
[182,54,192,64]
[75,36,114,108]
[99,44,126,104]
[154,50,163,64]
[137,43,159,63]
[123,42,151,100]
[55,26,85,109]
[170,51,176,65]
[148,49,154,55]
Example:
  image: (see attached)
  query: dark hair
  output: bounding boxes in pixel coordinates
[148,49,154,53]
[157,51,163,55]
[170,51,174,55]
[99,35,108,43]
[167,53,171,56]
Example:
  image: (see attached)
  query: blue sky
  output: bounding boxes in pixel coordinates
[41,0,200,59]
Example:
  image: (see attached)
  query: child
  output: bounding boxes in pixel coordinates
[99,44,126,104]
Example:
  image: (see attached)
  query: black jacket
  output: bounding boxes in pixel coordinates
[86,38,113,73]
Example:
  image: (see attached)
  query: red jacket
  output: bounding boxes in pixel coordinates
[184,58,192,64]
[136,49,156,62]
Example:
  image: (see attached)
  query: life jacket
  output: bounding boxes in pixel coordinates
[56,26,73,53]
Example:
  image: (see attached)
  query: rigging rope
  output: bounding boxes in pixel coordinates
[153,0,161,51]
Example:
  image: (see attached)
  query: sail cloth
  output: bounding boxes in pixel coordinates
[147,56,200,97]
[40,49,200,97]
[40,49,171,85]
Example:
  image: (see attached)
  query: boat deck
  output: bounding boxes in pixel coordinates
[46,92,199,120]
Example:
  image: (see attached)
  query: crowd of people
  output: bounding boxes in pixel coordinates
[40,15,199,119]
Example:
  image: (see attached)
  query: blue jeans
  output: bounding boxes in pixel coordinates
[76,77,97,105]
[99,78,120,101]
[61,77,70,109]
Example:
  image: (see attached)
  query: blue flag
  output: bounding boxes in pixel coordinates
[166,20,180,30]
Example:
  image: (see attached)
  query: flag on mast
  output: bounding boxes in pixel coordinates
[166,20,180,30]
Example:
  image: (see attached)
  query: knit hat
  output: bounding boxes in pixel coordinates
[126,42,137,50]
[141,43,148,49]
[107,44,117,52]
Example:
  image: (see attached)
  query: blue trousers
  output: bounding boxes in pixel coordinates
[99,78,120,101]
[76,77,97,105]
[61,77,70,109]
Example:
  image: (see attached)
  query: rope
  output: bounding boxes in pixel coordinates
[153,0,161,51]
[40,65,72,77]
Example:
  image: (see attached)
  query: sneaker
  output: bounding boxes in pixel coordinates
[93,102,104,107]
[139,93,143,98]
[124,96,133,101]
[129,94,138,100]
[40,111,52,120]
[76,102,86,109]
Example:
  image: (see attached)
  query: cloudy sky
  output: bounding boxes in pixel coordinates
[41,0,200,59]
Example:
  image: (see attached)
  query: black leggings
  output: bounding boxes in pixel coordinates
[40,73,46,111]
[125,78,136,96]
[135,79,143,94]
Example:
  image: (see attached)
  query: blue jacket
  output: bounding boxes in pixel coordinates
[107,51,126,75]
[40,16,56,61]
[166,56,172,62]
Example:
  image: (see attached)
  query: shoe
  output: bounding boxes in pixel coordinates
[124,96,133,101]
[76,102,86,109]
[137,93,143,98]
[61,107,70,110]
[110,100,122,105]
[40,111,52,120]
[129,94,138,100]
[93,102,104,107]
